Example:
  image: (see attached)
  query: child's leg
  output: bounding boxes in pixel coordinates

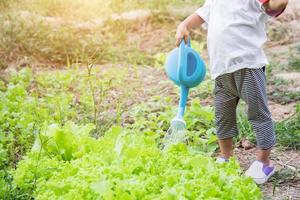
[214,75,239,159]
[218,138,233,159]
[236,68,275,165]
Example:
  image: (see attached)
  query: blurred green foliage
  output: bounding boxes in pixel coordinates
[0,0,205,69]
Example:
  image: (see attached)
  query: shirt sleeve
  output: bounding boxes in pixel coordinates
[255,0,286,17]
[195,0,212,24]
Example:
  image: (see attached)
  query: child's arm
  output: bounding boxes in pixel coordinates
[264,0,288,10]
[175,14,205,46]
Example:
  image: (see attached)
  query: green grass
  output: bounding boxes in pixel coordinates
[288,55,300,72]
[275,104,300,150]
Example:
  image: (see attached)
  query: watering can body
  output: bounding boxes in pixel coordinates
[165,39,206,89]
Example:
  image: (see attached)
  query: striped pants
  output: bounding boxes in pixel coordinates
[214,67,276,150]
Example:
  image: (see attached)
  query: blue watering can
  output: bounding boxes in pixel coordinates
[165,38,206,128]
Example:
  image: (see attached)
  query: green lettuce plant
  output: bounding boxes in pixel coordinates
[14,124,262,200]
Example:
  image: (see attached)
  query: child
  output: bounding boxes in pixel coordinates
[175,0,288,184]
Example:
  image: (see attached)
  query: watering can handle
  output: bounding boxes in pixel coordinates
[178,37,191,82]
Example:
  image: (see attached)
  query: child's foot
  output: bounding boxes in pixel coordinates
[245,161,275,184]
[216,157,229,163]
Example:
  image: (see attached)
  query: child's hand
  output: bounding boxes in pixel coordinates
[175,14,205,46]
[265,0,288,11]
[175,23,189,47]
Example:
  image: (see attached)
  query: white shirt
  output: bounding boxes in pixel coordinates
[196,0,284,79]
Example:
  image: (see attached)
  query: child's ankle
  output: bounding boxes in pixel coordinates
[257,159,271,166]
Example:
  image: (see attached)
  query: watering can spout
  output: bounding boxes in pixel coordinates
[177,84,189,119]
